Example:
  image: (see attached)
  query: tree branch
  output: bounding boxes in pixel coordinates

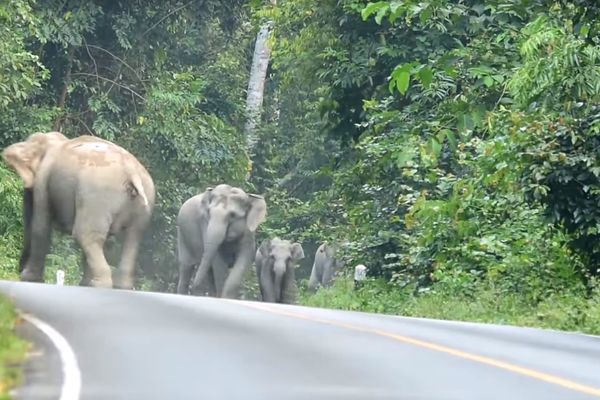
[85,44,146,89]
[141,0,197,38]
[71,72,146,101]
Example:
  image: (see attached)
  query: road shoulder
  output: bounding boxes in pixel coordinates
[11,316,63,400]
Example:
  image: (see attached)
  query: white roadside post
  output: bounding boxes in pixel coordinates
[56,269,65,286]
[354,264,367,290]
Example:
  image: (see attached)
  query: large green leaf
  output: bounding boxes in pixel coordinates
[396,71,410,94]
[361,2,389,21]
[418,67,434,88]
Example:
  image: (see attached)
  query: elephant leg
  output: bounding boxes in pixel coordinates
[211,254,229,297]
[114,227,143,290]
[190,267,216,296]
[206,268,217,296]
[259,267,275,303]
[281,270,297,304]
[79,253,91,286]
[323,264,334,287]
[307,264,321,292]
[19,188,34,273]
[190,259,215,295]
[73,215,112,288]
[21,186,52,282]
[177,263,194,294]
[221,242,254,299]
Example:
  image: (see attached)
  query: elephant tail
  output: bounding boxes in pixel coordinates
[128,173,150,209]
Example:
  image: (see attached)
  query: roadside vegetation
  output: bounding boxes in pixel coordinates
[0,0,599,336]
[0,297,27,399]
[300,278,600,335]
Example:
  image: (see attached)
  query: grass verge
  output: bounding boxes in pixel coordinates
[0,296,28,400]
[299,277,600,336]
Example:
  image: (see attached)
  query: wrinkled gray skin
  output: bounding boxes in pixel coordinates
[2,132,155,289]
[308,242,344,291]
[177,184,267,298]
[255,238,304,304]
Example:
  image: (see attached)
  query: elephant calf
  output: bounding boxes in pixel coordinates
[308,242,344,291]
[255,238,304,304]
[2,132,155,289]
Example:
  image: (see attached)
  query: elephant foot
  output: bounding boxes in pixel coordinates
[87,277,113,288]
[176,284,189,295]
[189,284,214,297]
[20,268,44,283]
[113,282,133,290]
[113,274,134,290]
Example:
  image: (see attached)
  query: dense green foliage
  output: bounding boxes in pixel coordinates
[0,0,599,331]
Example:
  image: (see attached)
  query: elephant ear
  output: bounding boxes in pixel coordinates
[324,242,337,258]
[247,194,267,232]
[2,133,60,188]
[199,187,214,208]
[2,142,36,188]
[291,243,305,260]
[258,239,271,257]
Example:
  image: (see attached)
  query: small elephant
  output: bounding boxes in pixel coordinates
[255,238,304,304]
[308,242,344,291]
[2,132,155,289]
[177,184,267,298]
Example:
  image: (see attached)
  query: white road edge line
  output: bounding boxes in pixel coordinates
[21,314,82,400]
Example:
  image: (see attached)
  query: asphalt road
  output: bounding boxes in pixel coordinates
[1,280,600,400]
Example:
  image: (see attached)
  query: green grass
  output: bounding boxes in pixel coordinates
[0,296,28,400]
[299,278,600,336]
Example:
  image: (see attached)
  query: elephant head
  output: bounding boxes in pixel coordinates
[2,132,68,188]
[257,238,304,302]
[200,184,266,258]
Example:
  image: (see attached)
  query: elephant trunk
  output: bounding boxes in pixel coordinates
[273,261,286,302]
[191,207,228,293]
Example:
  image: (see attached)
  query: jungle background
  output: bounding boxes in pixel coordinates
[0,0,599,333]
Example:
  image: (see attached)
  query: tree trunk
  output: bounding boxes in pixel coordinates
[244,0,277,156]
[53,46,75,131]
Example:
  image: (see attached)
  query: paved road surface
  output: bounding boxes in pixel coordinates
[1,280,600,400]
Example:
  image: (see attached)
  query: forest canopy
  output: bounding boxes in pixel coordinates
[0,0,599,332]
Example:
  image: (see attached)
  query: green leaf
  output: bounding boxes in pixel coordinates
[580,24,590,38]
[443,129,457,150]
[395,151,414,168]
[389,64,412,94]
[418,67,434,88]
[375,6,389,24]
[389,1,402,14]
[457,113,474,134]
[396,71,410,94]
[430,138,442,158]
[361,2,389,21]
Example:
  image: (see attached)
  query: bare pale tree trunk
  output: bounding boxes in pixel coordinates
[244,0,277,155]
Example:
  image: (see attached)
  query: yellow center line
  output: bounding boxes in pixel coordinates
[237,301,600,398]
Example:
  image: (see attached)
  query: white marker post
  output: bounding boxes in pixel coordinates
[354,264,367,290]
[56,270,65,286]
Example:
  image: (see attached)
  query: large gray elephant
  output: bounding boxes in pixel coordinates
[308,242,344,291]
[255,238,304,304]
[176,184,267,298]
[2,132,155,289]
